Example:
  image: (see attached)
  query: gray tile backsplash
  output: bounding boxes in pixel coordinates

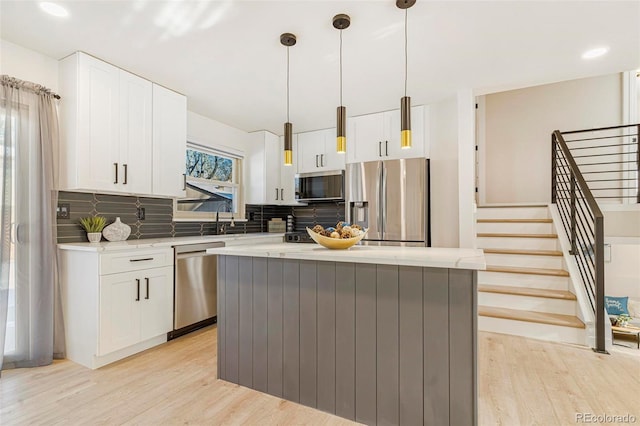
[57,190,345,243]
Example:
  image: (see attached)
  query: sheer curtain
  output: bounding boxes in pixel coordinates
[0,75,64,372]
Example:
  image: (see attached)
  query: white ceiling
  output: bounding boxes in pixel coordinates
[1,1,639,135]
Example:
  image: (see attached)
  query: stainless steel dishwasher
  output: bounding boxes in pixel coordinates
[169,242,224,340]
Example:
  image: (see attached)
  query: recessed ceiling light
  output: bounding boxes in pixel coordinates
[582,46,609,60]
[39,2,69,18]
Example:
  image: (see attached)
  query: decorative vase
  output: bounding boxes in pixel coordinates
[102,217,131,242]
[87,232,102,243]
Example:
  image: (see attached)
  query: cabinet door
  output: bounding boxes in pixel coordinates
[346,112,384,164]
[264,132,281,204]
[77,53,121,192]
[99,271,142,356]
[140,266,173,340]
[152,84,187,197]
[320,128,346,171]
[280,134,298,203]
[297,131,325,174]
[119,70,152,195]
[385,105,425,160]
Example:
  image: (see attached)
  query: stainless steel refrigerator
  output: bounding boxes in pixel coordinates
[346,158,430,246]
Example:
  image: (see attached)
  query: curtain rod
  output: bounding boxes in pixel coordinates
[1,75,61,99]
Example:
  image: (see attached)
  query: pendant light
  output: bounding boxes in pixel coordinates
[281,33,297,166]
[397,0,415,149]
[333,14,350,154]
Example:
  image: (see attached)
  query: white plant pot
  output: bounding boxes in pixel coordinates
[87,232,102,243]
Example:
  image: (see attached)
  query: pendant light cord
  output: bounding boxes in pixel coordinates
[286,46,290,122]
[404,8,408,97]
[339,29,343,107]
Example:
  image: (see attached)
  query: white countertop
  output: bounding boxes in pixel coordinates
[207,243,486,270]
[58,233,284,252]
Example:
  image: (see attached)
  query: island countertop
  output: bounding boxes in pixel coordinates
[207,243,486,270]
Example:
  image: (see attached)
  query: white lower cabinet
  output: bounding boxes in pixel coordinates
[60,248,173,369]
[98,266,172,356]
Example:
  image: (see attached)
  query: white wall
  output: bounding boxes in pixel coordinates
[481,73,623,204]
[604,210,640,238]
[429,97,459,247]
[0,39,59,91]
[457,89,477,248]
[605,239,640,299]
[187,111,249,155]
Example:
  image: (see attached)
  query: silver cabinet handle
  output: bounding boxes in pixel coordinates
[129,257,154,262]
[276,188,279,200]
[145,277,150,300]
[280,188,284,200]
[321,154,324,167]
[183,174,187,191]
[385,141,388,156]
[135,279,140,301]
[114,162,118,184]
[123,164,128,184]
[316,154,319,168]
[378,142,382,157]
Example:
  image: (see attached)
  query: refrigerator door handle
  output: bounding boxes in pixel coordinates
[381,163,387,238]
[376,162,382,235]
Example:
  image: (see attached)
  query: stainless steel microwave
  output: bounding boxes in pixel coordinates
[295,170,345,202]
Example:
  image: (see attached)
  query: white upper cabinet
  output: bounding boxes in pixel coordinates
[120,71,153,195]
[347,105,428,163]
[346,113,384,164]
[245,131,281,205]
[279,135,298,204]
[297,128,346,174]
[58,52,186,198]
[152,84,187,198]
[245,131,301,205]
[59,52,121,192]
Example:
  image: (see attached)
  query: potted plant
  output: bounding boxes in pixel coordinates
[616,314,632,327]
[79,216,107,243]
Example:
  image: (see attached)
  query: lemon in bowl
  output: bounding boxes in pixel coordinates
[306,227,368,250]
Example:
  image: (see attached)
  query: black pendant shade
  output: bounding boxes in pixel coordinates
[333,14,350,154]
[281,33,296,166]
[337,106,346,153]
[397,0,414,149]
[401,96,411,149]
[284,122,293,165]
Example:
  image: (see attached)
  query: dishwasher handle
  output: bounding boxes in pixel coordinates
[176,251,217,260]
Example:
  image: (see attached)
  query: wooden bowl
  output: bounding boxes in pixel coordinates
[306,227,368,250]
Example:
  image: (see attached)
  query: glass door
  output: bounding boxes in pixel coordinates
[0,113,17,356]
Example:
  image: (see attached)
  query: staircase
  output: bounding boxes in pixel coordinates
[476,205,586,345]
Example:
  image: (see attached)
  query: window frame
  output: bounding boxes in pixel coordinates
[173,142,245,222]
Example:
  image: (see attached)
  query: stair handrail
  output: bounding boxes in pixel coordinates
[551,130,606,354]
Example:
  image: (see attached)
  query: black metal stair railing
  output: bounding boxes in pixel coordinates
[561,124,639,203]
[551,124,639,354]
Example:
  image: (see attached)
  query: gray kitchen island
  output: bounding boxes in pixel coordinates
[207,243,485,426]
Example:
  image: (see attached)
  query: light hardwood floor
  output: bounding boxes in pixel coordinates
[1,326,638,425]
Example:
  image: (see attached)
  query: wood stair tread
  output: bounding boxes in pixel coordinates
[479,284,576,300]
[477,218,552,223]
[486,265,569,277]
[479,306,585,329]
[477,233,558,239]
[483,248,563,257]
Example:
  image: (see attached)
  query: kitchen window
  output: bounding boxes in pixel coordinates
[173,144,244,221]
